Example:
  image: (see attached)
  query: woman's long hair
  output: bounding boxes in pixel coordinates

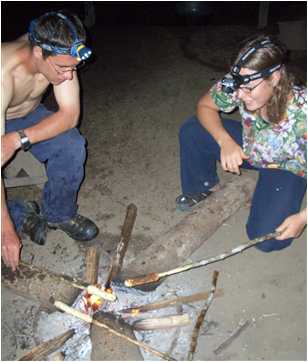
[234,35,295,124]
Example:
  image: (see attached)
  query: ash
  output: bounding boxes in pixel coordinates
[98,276,207,360]
[36,272,207,361]
[126,282,203,361]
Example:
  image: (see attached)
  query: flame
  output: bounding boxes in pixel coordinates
[83,292,103,313]
[81,284,117,313]
[130,308,140,316]
[124,279,133,287]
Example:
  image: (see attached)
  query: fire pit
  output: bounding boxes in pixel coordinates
[35,263,218,361]
[20,203,271,360]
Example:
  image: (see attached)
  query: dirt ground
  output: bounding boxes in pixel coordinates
[2,24,307,360]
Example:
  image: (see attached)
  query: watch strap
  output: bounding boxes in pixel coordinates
[17,130,32,151]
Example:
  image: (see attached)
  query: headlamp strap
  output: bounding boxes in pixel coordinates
[28,12,92,61]
[232,38,273,74]
[240,63,282,85]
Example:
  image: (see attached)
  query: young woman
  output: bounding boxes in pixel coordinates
[177,35,306,252]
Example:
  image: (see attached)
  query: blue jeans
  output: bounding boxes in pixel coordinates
[179,116,307,252]
[5,104,87,230]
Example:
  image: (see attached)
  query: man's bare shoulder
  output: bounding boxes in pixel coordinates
[2,34,28,52]
[2,35,30,72]
[2,34,49,118]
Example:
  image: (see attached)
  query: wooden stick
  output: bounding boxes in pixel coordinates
[133,314,190,330]
[105,204,137,289]
[213,319,251,355]
[118,288,224,315]
[84,246,99,285]
[187,271,219,361]
[49,351,65,361]
[19,261,116,302]
[54,300,175,361]
[18,329,74,361]
[124,232,279,287]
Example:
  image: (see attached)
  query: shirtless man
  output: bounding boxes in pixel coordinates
[2,10,99,271]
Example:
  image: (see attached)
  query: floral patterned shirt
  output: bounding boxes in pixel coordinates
[210,81,307,178]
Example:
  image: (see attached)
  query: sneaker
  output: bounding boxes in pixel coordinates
[21,201,48,245]
[48,214,99,241]
[175,191,212,212]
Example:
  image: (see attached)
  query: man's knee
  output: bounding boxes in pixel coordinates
[64,128,86,154]
[51,129,86,165]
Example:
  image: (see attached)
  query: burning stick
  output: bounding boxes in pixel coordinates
[19,261,116,302]
[84,246,99,285]
[54,300,175,361]
[133,314,190,330]
[124,232,279,287]
[187,270,219,361]
[18,329,74,361]
[118,289,224,315]
[105,203,137,289]
[83,246,102,313]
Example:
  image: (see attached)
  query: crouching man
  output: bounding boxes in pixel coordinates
[2,10,99,271]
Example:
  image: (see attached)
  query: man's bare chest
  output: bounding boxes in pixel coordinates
[11,73,49,107]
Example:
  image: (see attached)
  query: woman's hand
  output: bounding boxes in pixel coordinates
[219,137,249,175]
[276,209,307,240]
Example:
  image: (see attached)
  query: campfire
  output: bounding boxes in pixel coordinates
[33,268,220,361]
[15,204,276,361]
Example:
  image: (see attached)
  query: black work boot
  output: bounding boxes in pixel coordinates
[21,201,48,245]
[47,214,99,241]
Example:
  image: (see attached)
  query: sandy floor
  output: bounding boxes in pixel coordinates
[2,25,306,360]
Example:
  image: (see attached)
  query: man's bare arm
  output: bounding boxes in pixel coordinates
[1,73,20,165]
[17,71,81,144]
[1,183,21,271]
[1,74,21,271]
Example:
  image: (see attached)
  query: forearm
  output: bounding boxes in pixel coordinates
[1,182,16,236]
[197,95,248,174]
[1,181,21,271]
[22,109,79,144]
[197,102,234,147]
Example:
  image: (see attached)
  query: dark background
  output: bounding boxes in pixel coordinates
[2,1,307,41]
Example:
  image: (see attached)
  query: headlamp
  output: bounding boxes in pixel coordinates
[28,12,92,62]
[221,39,282,94]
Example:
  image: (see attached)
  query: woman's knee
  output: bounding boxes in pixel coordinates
[179,116,210,144]
[246,223,294,252]
[254,237,293,252]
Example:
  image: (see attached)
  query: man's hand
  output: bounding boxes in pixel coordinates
[219,137,249,175]
[1,182,21,271]
[1,228,21,271]
[1,132,20,166]
[276,209,307,240]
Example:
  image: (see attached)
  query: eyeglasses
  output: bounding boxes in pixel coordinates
[47,58,85,75]
[238,79,264,93]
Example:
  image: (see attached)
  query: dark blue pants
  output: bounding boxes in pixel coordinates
[5,104,87,231]
[179,116,307,252]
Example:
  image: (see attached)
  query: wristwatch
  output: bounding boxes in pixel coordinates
[17,130,32,151]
